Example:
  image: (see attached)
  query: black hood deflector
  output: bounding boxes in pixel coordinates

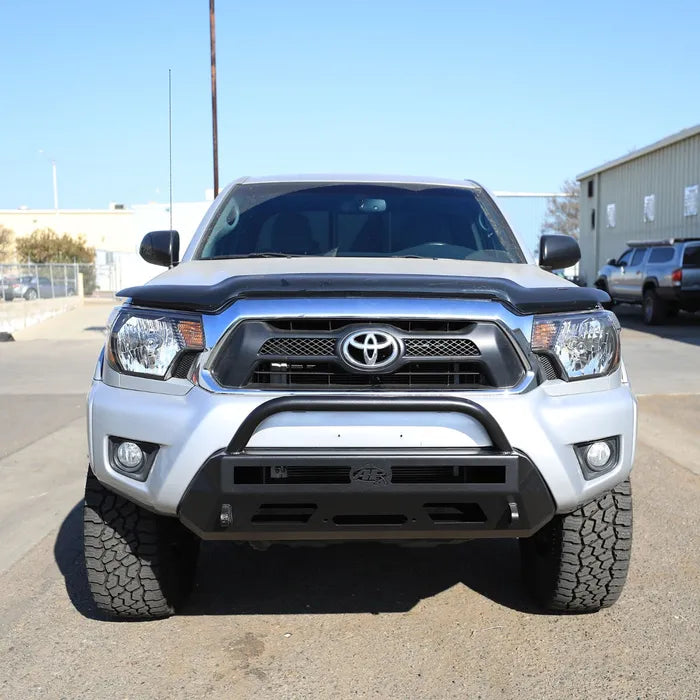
[117,273,608,316]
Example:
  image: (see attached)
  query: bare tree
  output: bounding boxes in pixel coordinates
[541,179,580,239]
[0,225,15,262]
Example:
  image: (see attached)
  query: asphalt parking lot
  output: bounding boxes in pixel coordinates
[0,301,698,699]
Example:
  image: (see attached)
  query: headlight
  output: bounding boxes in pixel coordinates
[531,311,620,380]
[108,309,205,378]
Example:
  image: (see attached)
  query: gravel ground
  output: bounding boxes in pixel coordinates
[0,302,698,699]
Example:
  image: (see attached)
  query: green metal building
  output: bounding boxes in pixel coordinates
[577,125,700,285]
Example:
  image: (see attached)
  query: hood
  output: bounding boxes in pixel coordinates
[118,258,607,315]
[140,257,568,289]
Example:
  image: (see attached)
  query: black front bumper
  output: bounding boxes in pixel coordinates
[179,450,555,541]
[177,396,555,541]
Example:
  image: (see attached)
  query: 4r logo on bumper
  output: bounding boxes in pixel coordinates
[349,465,392,486]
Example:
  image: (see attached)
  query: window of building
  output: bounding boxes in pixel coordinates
[643,194,655,223]
[630,248,646,266]
[684,185,698,217]
[587,180,594,198]
[591,209,596,229]
[606,203,616,228]
[648,247,674,264]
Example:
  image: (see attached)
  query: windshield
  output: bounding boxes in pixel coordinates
[196,182,525,263]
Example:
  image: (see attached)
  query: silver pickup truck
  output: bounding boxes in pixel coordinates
[85,175,635,620]
[595,238,700,324]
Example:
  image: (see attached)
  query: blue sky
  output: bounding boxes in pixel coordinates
[2,0,699,216]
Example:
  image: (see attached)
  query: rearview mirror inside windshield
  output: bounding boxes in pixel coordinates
[358,198,386,213]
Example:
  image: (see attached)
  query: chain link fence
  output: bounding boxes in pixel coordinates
[0,262,92,302]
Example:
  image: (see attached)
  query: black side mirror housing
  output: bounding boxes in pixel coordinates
[606,258,618,266]
[140,230,180,267]
[539,234,580,271]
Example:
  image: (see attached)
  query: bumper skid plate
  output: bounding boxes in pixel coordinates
[177,396,555,541]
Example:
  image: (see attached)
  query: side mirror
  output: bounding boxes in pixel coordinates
[539,234,580,271]
[606,258,618,266]
[140,230,180,267]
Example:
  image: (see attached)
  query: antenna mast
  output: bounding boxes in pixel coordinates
[209,0,219,197]
[168,68,173,233]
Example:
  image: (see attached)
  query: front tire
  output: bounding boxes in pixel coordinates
[643,288,666,325]
[520,480,632,613]
[24,288,38,301]
[83,469,200,620]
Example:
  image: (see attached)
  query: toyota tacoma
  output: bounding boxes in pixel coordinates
[84,175,635,619]
[595,238,700,324]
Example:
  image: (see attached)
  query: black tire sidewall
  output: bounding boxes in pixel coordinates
[83,470,200,619]
[643,288,666,325]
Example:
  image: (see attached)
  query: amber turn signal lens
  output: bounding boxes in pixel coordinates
[177,320,205,348]
[531,321,558,349]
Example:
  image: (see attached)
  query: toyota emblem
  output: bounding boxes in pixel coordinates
[340,329,401,370]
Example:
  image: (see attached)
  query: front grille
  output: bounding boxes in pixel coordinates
[210,318,526,390]
[248,361,486,389]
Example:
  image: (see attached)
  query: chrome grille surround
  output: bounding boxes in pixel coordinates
[195,297,538,395]
[208,314,528,391]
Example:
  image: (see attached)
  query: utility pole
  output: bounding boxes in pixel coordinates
[40,150,59,212]
[209,0,219,198]
[51,159,58,212]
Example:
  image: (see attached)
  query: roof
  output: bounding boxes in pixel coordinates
[238,174,482,189]
[628,237,700,247]
[576,124,700,180]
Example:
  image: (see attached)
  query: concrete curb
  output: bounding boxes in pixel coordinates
[0,297,84,334]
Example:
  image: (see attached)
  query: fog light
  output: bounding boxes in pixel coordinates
[586,441,612,470]
[115,441,144,471]
[574,436,619,480]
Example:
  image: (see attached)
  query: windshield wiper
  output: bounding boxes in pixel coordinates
[209,252,301,259]
[390,254,437,259]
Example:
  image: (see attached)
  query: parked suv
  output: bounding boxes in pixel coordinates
[85,176,635,620]
[595,238,700,324]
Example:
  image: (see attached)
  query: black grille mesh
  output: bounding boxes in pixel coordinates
[537,355,559,380]
[259,336,479,359]
[404,337,479,357]
[171,351,199,379]
[259,337,335,356]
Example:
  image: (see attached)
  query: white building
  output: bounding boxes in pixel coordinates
[0,200,210,291]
